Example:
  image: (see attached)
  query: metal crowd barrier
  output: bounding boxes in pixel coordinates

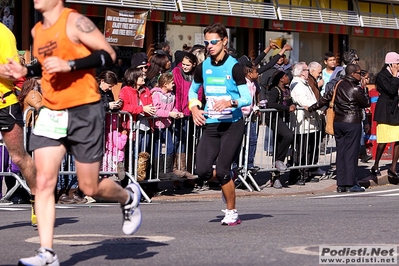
[236,107,336,191]
[0,107,336,203]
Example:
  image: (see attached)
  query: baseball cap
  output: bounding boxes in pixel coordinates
[238,55,253,68]
[131,52,149,68]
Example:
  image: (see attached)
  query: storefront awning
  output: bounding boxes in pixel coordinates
[269,20,349,35]
[168,12,264,29]
[352,26,399,38]
[177,0,277,20]
[65,3,165,21]
[277,5,360,26]
[65,0,178,12]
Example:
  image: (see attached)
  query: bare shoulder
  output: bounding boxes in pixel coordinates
[68,12,97,33]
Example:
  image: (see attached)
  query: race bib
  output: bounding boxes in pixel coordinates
[33,107,68,139]
[206,95,233,119]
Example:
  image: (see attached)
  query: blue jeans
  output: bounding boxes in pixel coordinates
[154,128,174,157]
[135,130,151,154]
[174,117,189,153]
[57,155,78,191]
[247,121,258,168]
[263,126,274,153]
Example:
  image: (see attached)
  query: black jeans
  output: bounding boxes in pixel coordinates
[268,117,294,162]
[196,119,245,180]
[334,122,362,187]
[292,131,321,167]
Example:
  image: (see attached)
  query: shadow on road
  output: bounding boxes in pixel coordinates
[62,237,168,265]
[210,213,273,223]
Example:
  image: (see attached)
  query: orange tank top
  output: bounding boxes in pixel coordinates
[33,8,100,110]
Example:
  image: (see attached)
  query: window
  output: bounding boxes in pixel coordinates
[359,1,390,14]
[330,0,348,10]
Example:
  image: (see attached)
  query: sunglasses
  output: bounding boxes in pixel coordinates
[204,39,221,46]
[138,65,149,70]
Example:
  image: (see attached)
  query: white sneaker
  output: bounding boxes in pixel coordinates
[18,247,59,266]
[221,209,241,226]
[0,198,13,205]
[84,196,96,204]
[121,183,142,235]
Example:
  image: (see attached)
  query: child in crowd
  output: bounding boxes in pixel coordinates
[172,52,199,179]
[97,70,126,181]
[151,72,182,181]
[237,55,260,172]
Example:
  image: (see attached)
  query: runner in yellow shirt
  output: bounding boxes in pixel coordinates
[0,22,37,225]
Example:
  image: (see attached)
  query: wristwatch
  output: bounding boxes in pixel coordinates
[230,100,238,108]
[67,60,76,72]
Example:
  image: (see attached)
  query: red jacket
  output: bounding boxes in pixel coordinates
[119,85,153,130]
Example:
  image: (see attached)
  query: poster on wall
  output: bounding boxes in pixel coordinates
[104,8,148,47]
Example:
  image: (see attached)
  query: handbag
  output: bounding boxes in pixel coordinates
[137,151,150,181]
[325,80,342,135]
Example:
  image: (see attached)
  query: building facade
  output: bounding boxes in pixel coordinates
[11,0,399,81]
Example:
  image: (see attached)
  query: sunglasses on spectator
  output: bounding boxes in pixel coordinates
[138,65,149,70]
[204,39,221,46]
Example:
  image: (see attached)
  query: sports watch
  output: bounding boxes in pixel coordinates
[230,100,238,108]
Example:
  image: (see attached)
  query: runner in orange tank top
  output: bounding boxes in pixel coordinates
[6,1,143,265]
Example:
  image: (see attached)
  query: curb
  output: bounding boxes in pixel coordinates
[358,170,390,188]
[150,171,396,203]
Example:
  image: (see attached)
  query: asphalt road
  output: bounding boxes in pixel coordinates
[1,186,399,266]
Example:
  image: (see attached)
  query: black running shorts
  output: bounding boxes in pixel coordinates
[30,101,105,163]
[0,103,24,132]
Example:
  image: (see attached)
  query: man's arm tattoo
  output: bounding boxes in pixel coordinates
[75,16,96,33]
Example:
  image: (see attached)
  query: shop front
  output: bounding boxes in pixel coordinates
[165,11,265,59]
[350,26,399,82]
[267,20,349,67]
[65,2,166,61]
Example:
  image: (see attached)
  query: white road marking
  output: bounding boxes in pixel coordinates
[378,193,399,197]
[0,204,114,211]
[283,245,319,256]
[309,188,399,199]
[0,207,25,211]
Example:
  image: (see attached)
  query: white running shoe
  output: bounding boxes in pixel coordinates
[121,183,142,235]
[18,247,59,266]
[221,209,241,226]
[0,198,13,205]
[84,196,96,204]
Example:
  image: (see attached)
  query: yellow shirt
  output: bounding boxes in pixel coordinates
[0,23,19,108]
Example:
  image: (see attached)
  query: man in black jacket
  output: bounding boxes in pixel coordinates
[308,64,370,193]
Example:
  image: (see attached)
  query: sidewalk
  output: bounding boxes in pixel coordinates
[150,159,396,202]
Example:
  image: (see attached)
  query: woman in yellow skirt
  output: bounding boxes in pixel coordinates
[372,52,399,183]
